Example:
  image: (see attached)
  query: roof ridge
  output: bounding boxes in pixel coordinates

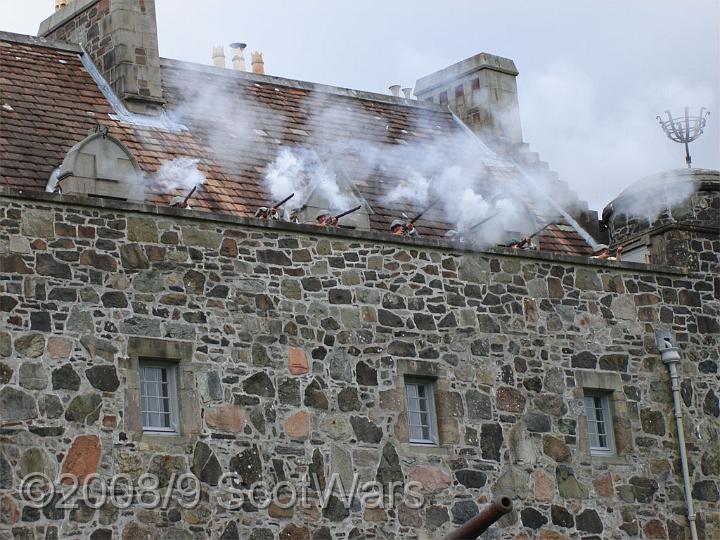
[160,57,450,113]
[0,31,81,53]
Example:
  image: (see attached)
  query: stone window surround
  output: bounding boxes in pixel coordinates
[120,337,200,447]
[394,359,454,456]
[575,370,633,464]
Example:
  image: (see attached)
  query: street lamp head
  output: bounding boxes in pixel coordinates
[654,328,681,364]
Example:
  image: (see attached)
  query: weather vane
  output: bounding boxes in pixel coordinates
[657,107,710,168]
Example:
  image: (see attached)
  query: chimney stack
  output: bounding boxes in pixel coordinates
[54,0,69,11]
[212,46,226,68]
[230,43,247,71]
[389,85,401,98]
[402,87,412,99]
[414,53,523,148]
[251,51,265,75]
[39,0,164,116]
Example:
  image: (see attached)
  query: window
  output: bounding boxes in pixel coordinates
[404,378,439,446]
[140,361,179,434]
[583,393,615,456]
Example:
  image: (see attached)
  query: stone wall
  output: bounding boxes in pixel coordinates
[0,191,718,540]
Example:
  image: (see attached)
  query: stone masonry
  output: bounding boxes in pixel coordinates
[0,190,718,540]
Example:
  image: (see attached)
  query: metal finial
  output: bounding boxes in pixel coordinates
[656,107,710,168]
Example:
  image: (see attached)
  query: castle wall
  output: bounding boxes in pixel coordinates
[0,191,718,540]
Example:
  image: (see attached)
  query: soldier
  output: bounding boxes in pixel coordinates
[287,208,300,224]
[255,206,280,220]
[170,196,191,210]
[508,236,534,250]
[592,244,623,261]
[315,213,338,227]
[390,219,420,237]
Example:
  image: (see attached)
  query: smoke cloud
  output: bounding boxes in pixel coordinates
[263,147,356,216]
[152,157,207,193]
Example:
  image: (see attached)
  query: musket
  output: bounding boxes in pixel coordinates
[409,199,437,225]
[272,193,294,210]
[469,211,501,231]
[180,185,197,206]
[333,205,362,221]
[442,496,513,540]
[504,222,552,247]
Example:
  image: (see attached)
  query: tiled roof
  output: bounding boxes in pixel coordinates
[0,34,593,255]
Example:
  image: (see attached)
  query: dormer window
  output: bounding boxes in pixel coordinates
[48,125,144,203]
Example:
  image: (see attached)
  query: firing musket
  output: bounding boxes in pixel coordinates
[402,199,437,235]
[505,222,552,248]
[469,211,501,231]
[170,185,197,208]
[333,205,362,222]
[272,193,295,211]
[442,496,513,540]
[182,185,197,206]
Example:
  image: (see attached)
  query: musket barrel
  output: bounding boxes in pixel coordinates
[334,205,362,220]
[410,199,437,224]
[272,193,295,209]
[470,211,500,231]
[182,185,198,205]
[442,497,513,540]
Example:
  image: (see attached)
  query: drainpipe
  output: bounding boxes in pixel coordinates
[655,329,698,540]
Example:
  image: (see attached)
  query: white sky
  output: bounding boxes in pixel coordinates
[1,0,718,211]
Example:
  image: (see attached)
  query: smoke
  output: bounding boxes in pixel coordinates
[263,147,355,216]
[152,157,207,193]
[611,171,697,223]
[164,63,605,248]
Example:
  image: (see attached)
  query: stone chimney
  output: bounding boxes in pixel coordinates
[230,43,247,71]
[39,0,164,115]
[251,51,265,75]
[414,53,523,150]
[212,46,226,68]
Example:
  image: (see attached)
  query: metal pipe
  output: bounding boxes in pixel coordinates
[655,330,699,540]
[442,496,513,539]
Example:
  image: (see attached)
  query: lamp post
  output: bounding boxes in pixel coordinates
[656,107,710,168]
[654,329,698,540]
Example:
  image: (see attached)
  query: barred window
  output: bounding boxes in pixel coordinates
[404,378,438,446]
[140,361,179,433]
[584,393,615,456]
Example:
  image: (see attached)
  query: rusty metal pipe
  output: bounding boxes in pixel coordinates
[442,496,513,540]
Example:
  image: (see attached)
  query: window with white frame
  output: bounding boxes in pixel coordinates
[583,392,615,456]
[140,361,179,434]
[404,378,439,446]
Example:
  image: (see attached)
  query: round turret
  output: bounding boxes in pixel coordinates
[602,168,719,247]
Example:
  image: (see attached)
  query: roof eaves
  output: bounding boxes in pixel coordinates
[0,31,82,54]
[160,57,452,113]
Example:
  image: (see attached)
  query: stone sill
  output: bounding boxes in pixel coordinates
[0,188,687,276]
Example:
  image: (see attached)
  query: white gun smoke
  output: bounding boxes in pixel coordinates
[152,157,207,193]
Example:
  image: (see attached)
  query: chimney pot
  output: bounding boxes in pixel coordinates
[389,85,401,98]
[251,51,265,75]
[402,87,413,99]
[229,43,247,71]
[212,45,226,68]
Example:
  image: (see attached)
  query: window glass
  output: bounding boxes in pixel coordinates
[140,362,178,433]
[405,379,438,446]
[584,393,615,456]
